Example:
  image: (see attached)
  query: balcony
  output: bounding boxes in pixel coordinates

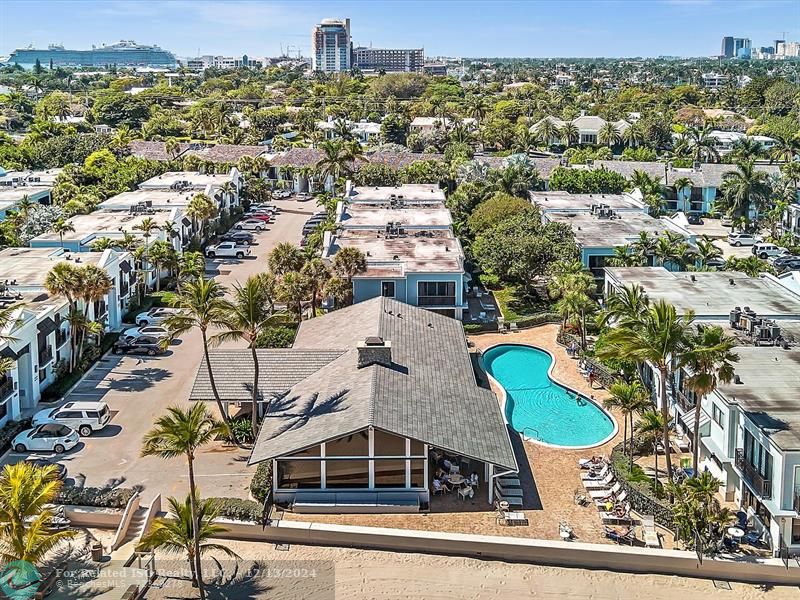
[735,448,772,500]
[676,390,696,413]
[417,296,457,307]
[0,378,13,401]
[38,346,54,367]
[55,329,69,348]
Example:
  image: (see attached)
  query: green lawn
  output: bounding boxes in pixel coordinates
[492,286,550,321]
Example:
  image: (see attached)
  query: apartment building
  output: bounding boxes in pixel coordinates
[322,185,467,319]
[0,247,134,425]
[352,46,424,73]
[0,168,60,220]
[604,267,800,555]
[312,18,351,72]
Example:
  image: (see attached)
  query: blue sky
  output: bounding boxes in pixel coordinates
[1,0,797,58]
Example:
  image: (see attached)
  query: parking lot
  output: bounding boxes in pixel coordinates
[687,217,760,260]
[4,197,316,502]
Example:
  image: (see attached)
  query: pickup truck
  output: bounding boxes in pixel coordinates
[205,242,251,259]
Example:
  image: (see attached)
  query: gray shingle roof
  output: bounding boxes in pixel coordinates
[195,297,516,470]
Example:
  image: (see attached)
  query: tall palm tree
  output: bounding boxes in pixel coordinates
[730,137,765,163]
[686,125,720,163]
[162,278,234,426]
[315,140,350,195]
[51,218,75,250]
[211,276,276,437]
[672,176,693,212]
[598,122,621,149]
[133,216,161,289]
[137,495,239,586]
[465,95,489,123]
[277,271,309,319]
[331,247,367,305]
[622,122,645,148]
[534,118,560,148]
[301,258,331,318]
[559,122,579,148]
[267,242,305,276]
[636,410,668,493]
[323,276,351,309]
[186,193,217,241]
[720,160,771,224]
[44,262,81,370]
[0,462,76,564]
[141,404,224,598]
[604,381,651,470]
[598,300,695,481]
[769,134,800,164]
[75,264,113,363]
[682,325,738,473]
[631,231,657,266]
[695,237,723,268]
[14,195,36,220]
[548,261,595,349]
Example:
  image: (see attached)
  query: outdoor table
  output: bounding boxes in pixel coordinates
[727,526,745,540]
[447,474,465,486]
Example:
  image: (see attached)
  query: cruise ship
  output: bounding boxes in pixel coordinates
[6,40,177,69]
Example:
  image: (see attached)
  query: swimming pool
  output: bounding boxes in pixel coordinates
[481,344,616,448]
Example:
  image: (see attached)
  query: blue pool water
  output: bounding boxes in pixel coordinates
[482,344,615,448]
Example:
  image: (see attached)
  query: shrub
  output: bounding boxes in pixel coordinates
[228,418,255,445]
[56,486,135,509]
[480,273,502,290]
[0,419,32,453]
[249,461,273,503]
[209,497,263,522]
[255,326,296,349]
[463,324,483,334]
[515,312,561,328]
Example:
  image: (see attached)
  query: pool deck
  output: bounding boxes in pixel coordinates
[282,325,633,545]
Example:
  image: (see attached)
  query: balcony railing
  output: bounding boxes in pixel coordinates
[0,378,13,401]
[417,296,457,307]
[38,346,54,367]
[55,329,69,348]
[676,390,696,413]
[735,448,773,500]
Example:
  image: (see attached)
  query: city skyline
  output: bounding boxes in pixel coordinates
[1,0,797,59]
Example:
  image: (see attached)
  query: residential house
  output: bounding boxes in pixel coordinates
[409,117,476,134]
[529,114,631,146]
[0,247,134,424]
[604,267,800,555]
[189,297,517,512]
[316,118,381,145]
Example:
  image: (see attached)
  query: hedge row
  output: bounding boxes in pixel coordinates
[56,486,136,510]
[209,497,263,523]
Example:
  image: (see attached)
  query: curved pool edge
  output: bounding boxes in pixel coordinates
[479,342,619,451]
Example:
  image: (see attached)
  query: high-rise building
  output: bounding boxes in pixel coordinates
[721,36,734,58]
[734,38,751,55]
[352,47,424,73]
[6,40,176,69]
[312,18,351,72]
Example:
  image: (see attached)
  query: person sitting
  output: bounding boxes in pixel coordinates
[614,504,627,518]
[469,472,479,488]
[433,478,451,494]
[604,499,614,512]
[435,467,446,479]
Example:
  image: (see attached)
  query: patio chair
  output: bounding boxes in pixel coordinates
[583,473,614,490]
[580,464,609,481]
[497,476,521,488]
[641,515,660,548]
[495,483,523,497]
[594,490,627,508]
[478,311,487,322]
[494,490,523,508]
[509,322,518,332]
[458,485,474,501]
[604,525,636,545]
[589,482,621,500]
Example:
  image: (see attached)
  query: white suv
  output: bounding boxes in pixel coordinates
[727,232,759,247]
[751,243,787,260]
[32,401,111,437]
[136,307,183,326]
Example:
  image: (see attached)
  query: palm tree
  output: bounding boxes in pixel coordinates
[631,231,657,265]
[465,95,489,123]
[185,193,217,241]
[51,218,75,250]
[90,237,116,252]
[682,325,738,473]
[44,262,80,370]
[267,242,305,276]
[686,125,720,163]
[211,276,276,437]
[730,137,765,163]
[604,381,651,470]
[769,134,800,164]
[141,404,224,598]
[598,300,695,481]
[0,462,76,564]
[598,122,621,148]
[315,140,350,195]
[162,278,234,426]
[277,271,309,319]
[323,276,351,309]
[14,195,36,220]
[133,216,161,289]
[548,261,595,349]
[672,176,693,212]
[622,122,645,148]
[534,118,560,148]
[559,121,579,148]
[695,237,722,268]
[165,137,182,160]
[606,244,644,268]
[720,160,771,224]
[636,410,667,493]
[137,495,239,586]
[331,247,367,305]
[301,258,331,318]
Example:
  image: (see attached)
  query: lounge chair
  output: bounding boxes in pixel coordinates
[495,484,523,497]
[604,525,636,545]
[494,491,523,508]
[581,465,609,481]
[589,482,621,499]
[583,473,614,490]
[641,515,660,548]
[497,477,521,487]
[600,503,632,524]
[578,457,606,469]
[509,322,518,332]
[594,490,627,508]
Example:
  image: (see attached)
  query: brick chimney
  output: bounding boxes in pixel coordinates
[357,337,392,368]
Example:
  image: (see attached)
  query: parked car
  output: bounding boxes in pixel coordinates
[296,192,312,201]
[751,243,787,260]
[136,307,183,326]
[251,203,279,213]
[206,241,251,259]
[32,401,111,437]
[687,214,704,225]
[235,219,267,231]
[112,335,166,356]
[13,424,79,454]
[121,325,169,340]
[242,212,272,223]
[727,232,758,247]
[24,458,67,480]
[772,255,800,270]
[221,231,254,245]
[721,216,734,227]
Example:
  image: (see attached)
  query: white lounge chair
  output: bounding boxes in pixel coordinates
[594,490,627,508]
[509,322,518,332]
[589,482,621,499]
[581,465,609,481]
[583,473,614,490]
[641,515,661,548]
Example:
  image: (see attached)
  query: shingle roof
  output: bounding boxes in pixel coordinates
[182,144,266,163]
[269,149,444,170]
[129,141,189,161]
[196,297,516,470]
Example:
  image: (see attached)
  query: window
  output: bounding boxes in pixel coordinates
[793,518,800,544]
[712,403,724,426]
[381,281,395,298]
[325,459,369,488]
[277,460,320,489]
[373,460,406,488]
[57,411,82,419]
[417,281,456,306]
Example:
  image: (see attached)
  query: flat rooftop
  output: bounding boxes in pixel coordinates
[348,184,446,203]
[32,208,179,243]
[716,344,800,451]
[0,247,105,286]
[339,203,452,229]
[326,231,463,275]
[529,190,645,212]
[0,185,53,203]
[99,189,198,209]
[546,212,684,248]
[138,170,234,189]
[605,267,800,318]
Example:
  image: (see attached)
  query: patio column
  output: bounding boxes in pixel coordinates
[405,439,411,488]
[368,427,375,488]
[423,444,429,485]
[320,442,326,489]
[487,464,494,505]
[272,459,278,494]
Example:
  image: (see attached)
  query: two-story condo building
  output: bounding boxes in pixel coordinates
[323,185,468,319]
[137,170,242,212]
[0,168,60,220]
[604,267,800,555]
[0,247,134,425]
